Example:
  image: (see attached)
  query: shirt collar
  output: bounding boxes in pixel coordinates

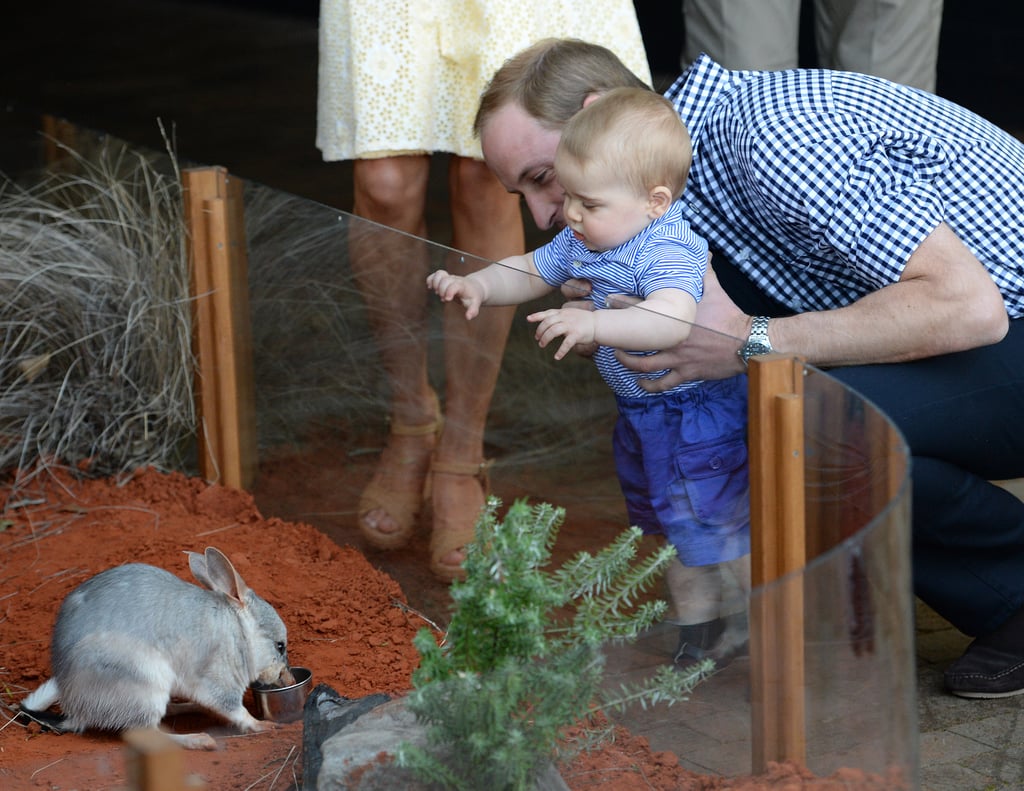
[669,54,754,155]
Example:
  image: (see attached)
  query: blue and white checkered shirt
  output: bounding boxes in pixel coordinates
[664,55,1024,317]
[532,200,707,397]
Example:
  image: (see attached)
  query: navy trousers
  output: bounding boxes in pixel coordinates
[715,258,1024,636]
[830,321,1024,635]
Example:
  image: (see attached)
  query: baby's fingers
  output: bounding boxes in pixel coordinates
[425,270,450,292]
[439,283,463,302]
[538,323,577,360]
[436,282,464,303]
[551,335,578,361]
[532,317,575,360]
[530,313,559,346]
[526,309,557,324]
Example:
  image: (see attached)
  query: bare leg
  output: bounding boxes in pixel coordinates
[349,156,438,541]
[664,554,750,624]
[429,155,524,578]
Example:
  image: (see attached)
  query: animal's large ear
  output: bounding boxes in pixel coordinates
[188,547,251,607]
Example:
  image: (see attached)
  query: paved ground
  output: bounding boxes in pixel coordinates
[2,3,1023,788]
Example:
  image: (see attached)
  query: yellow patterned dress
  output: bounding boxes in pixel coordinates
[316,0,652,161]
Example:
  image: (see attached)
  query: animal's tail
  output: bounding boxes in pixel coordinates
[19,678,67,732]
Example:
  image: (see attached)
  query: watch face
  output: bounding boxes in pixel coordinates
[739,317,773,364]
[740,341,772,363]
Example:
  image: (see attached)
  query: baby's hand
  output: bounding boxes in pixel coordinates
[426,270,484,319]
[527,307,597,361]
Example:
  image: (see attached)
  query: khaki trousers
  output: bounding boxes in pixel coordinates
[683,0,942,92]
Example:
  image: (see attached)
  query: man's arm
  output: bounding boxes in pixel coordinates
[618,222,1009,387]
[770,223,1007,365]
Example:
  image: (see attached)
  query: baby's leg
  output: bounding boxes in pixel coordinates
[667,557,750,670]
[665,559,722,625]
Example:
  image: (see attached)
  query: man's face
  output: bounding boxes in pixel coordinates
[480,103,567,231]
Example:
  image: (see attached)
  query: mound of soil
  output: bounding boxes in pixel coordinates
[0,467,893,790]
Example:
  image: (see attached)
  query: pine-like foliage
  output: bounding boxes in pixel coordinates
[397,497,710,790]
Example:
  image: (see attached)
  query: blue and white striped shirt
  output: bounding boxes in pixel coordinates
[664,55,1024,317]
[532,200,707,397]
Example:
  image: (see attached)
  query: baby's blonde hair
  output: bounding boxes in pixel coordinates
[557,88,692,200]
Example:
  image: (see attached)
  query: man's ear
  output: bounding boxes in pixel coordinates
[581,92,602,109]
[647,185,673,218]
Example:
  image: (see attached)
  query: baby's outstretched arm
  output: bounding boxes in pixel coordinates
[427,252,554,319]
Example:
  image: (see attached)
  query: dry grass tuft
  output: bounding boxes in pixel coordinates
[0,135,195,493]
[0,130,613,502]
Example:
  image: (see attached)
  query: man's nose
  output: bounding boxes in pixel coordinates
[526,196,564,231]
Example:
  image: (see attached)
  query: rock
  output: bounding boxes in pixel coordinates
[301,684,391,789]
[304,686,570,790]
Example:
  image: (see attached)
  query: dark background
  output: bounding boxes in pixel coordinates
[2,0,1021,214]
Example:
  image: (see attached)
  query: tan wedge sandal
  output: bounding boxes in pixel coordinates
[427,458,493,582]
[357,398,442,550]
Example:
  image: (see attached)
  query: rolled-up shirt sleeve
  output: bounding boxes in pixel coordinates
[771,131,949,289]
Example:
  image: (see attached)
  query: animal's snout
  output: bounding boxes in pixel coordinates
[254,662,293,687]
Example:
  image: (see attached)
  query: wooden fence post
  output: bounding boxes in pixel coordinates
[747,354,806,772]
[123,729,202,791]
[181,167,256,490]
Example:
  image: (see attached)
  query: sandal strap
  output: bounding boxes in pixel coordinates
[388,390,443,437]
[431,458,493,483]
[427,458,493,501]
[389,417,443,438]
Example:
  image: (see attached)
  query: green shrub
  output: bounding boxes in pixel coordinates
[397,497,710,790]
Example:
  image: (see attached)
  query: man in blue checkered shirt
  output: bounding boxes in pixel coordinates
[476,38,1024,698]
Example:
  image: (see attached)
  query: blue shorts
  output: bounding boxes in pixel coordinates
[613,375,750,566]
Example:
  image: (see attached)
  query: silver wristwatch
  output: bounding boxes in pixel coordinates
[738,316,774,367]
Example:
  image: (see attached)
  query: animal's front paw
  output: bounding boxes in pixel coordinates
[234,709,275,733]
[179,732,219,750]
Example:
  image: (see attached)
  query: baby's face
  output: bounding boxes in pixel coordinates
[556,153,656,252]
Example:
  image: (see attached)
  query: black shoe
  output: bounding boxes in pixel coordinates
[673,618,725,668]
[673,614,749,672]
[945,642,1024,698]
[945,607,1024,699]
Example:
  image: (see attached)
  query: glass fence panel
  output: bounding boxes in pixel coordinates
[242,178,917,787]
[606,368,915,785]
[0,119,916,787]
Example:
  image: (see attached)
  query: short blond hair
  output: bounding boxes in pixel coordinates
[557,88,692,200]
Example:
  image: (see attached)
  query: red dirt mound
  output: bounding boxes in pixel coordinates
[0,468,892,790]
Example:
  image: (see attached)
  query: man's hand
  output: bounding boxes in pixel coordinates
[559,278,592,303]
[527,307,598,361]
[426,269,486,319]
[614,266,749,390]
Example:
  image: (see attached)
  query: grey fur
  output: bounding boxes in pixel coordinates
[21,547,291,749]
